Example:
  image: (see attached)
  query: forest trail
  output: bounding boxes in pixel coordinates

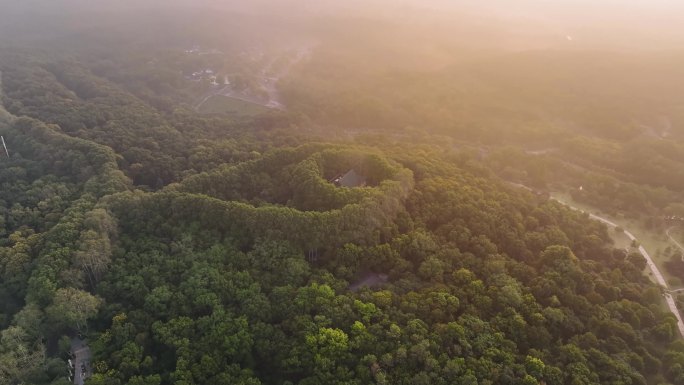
[554,199,684,337]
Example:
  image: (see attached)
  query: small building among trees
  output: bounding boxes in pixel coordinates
[331,169,366,188]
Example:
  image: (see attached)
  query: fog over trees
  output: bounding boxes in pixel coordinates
[2,1,684,385]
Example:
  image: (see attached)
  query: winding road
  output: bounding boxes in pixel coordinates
[554,199,684,337]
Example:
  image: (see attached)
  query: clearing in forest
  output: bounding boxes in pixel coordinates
[198,95,270,116]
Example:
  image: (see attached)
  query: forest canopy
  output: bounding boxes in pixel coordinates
[2,1,684,385]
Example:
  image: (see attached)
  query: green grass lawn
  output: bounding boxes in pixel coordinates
[671,227,684,247]
[198,95,270,116]
[610,227,633,250]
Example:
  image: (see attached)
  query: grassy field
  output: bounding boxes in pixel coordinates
[671,227,684,248]
[198,95,270,116]
[551,191,683,288]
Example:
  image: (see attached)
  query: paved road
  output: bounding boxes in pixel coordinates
[71,338,91,385]
[581,212,668,287]
[554,199,684,337]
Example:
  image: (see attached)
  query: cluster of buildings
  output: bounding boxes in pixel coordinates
[184,45,224,55]
[183,45,227,85]
[187,68,217,83]
[186,69,231,87]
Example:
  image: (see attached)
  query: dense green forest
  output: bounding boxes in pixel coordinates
[280,36,684,220]
[3,2,684,385]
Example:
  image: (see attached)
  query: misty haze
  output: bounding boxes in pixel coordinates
[2,1,684,385]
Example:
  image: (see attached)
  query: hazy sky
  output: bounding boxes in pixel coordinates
[1,0,683,51]
[379,0,684,50]
[191,0,684,49]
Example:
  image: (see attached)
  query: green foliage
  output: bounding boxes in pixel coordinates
[46,288,101,332]
[0,26,681,385]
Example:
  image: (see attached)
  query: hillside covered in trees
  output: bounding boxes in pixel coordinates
[2,2,684,385]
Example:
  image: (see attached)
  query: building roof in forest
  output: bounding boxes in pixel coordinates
[333,169,366,188]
